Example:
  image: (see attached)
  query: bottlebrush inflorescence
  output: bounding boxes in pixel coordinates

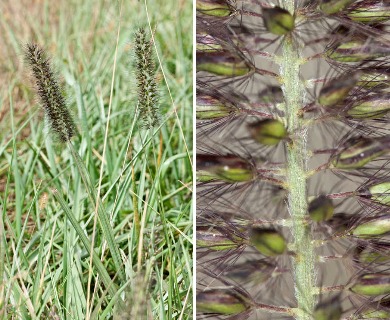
[25,43,76,143]
[134,27,160,129]
[196,1,390,319]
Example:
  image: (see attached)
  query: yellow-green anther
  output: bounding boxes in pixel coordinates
[196,33,224,52]
[196,154,255,182]
[332,137,387,169]
[318,73,359,106]
[347,3,390,24]
[320,0,354,14]
[348,95,390,119]
[196,95,233,120]
[196,0,233,17]
[368,182,390,206]
[196,288,249,315]
[247,119,287,146]
[313,296,342,320]
[326,39,389,63]
[196,226,241,250]
[351,274,390,296]
[249,227,287,256]
[308,195,334,222]
[197,51,251,77]
[352,216,390,238]
[262,7,295,36]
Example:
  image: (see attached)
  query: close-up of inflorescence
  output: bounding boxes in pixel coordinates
[196,0,390,319]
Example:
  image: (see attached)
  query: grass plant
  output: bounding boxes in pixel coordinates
[0,0,192,318]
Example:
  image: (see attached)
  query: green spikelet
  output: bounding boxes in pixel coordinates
[134,27,160,128]
[25,43,75,142]
[196,288,249,315]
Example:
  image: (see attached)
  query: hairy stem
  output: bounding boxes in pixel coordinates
[280,4,316,319]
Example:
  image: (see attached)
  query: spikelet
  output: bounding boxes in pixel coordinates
[134,28,160,128]
[25,43,75,142]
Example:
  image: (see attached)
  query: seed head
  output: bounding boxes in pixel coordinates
[25,43,75,143]
[134,28,160,128]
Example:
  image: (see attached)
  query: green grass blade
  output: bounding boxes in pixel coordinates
[67,142,126,283]
[52,188,117,296]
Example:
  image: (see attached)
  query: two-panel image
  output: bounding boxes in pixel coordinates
[1,0,390,319]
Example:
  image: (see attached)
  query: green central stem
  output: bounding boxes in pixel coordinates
[279,16,316,320]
